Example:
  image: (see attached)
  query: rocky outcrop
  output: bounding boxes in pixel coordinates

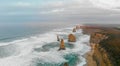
[90,29,120,66]
[64,62,69,66]
[81,25,120,66]
[90,32,108,44]
[90,32,113,66]
[84,26,120,66]
[99,33,120,66]
[57,35,60,41]
[76,25,80,29]
[68,34,76,42]
[58,39,65,50]
[72,28,76,32]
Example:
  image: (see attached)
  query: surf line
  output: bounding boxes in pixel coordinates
[56,25,81,66]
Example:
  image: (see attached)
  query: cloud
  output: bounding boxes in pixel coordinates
[1,0,120,24]
[38,0,93,14]
[41,0,118,13]
[40,8,64,14]
[14,2,32,7]
[89,0,120,10]
[50,8,64,13]
[46,1,64,7]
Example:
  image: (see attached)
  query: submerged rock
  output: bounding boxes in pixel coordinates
[64,62,69,66]
[68,34,76,42]
[58,39,65,50]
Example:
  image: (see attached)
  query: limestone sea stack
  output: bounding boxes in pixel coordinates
[58,39,65,50]
[57,35,60,41]
[72,28,76,32]
[76,25,80,29]
[68,34,76,42]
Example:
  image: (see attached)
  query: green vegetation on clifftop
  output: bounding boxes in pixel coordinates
[100,33,120,66]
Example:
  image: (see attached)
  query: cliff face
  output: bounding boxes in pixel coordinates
[90,32,113,66]
[82,25,120,66]
[99,33,120,66]
[90,32,108,44]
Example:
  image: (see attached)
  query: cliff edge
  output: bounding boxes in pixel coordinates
[82,25,120,66]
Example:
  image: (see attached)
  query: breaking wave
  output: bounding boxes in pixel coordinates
[0,27,90,66]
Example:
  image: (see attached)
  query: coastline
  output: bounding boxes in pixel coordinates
[81,25,120,66]
[85,51,97,66]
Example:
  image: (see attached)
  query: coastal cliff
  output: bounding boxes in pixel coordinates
[82,25,120,66]
[89,32,112,66]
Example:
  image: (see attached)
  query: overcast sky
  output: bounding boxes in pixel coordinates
[0,0,120,24]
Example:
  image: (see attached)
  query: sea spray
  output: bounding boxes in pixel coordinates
[0,26,90,66]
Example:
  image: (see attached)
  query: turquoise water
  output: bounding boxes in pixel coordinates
[36,53,78,66]
[0,24,90,66]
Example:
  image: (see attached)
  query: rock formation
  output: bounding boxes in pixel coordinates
[64,62,69,66]
[76,25,81,29]
[58,39,65,50]
[83,26,120,66]
[57,35,60,41]
[89,32,112,66]
[72,28,76,32]
[76,25,80,29]
[90,32,108,44]
[68,34,76,42]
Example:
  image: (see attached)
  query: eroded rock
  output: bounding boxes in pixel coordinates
[72,28,76,32]
[57,35,60,41]
[68,34,76,42]
[58,39,65,50]
[64,62,69,66]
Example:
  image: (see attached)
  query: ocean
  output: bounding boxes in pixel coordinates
[0,23,90,66]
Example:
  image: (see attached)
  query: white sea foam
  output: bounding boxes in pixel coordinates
[0,26,90,66]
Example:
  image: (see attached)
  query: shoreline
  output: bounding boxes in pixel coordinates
[80,25,120,66]
[85,52,97,66]
[84,41,97,66]
[82,26,107,66]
